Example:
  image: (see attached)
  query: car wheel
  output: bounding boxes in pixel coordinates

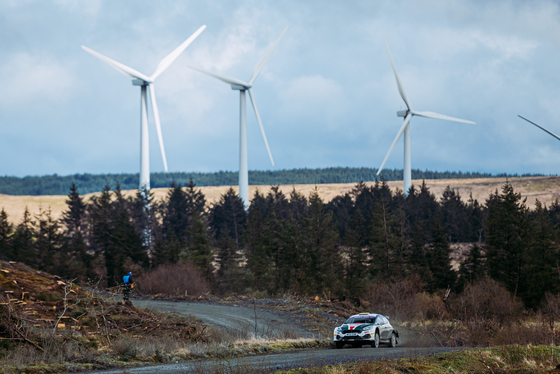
[335,342,343,349]
[389,332,397,348]
[371,331,380,348]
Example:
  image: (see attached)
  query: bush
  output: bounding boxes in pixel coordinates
[449,278,522,326]
[364,276,425,321]
[136,262,211,297]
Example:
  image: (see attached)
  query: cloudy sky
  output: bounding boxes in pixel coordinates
[1,0,560,178]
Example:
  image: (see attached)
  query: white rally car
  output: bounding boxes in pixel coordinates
[333,312,398,349]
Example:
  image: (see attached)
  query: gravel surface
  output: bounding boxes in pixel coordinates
[85,346,471,373]
[77,299,448,373]
[133,299,318,339]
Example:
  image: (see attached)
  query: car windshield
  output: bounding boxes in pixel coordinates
[345,316,376,324]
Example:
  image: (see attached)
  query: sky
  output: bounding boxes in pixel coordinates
[1,0,560,178]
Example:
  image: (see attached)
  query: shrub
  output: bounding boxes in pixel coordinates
[364,276,425,321]
[449,278,522,326]
[136,262,211,297]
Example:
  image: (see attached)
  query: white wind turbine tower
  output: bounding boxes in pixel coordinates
[189,26,288,208]
[82,25,206,195]
[377,43,475,195]
[518,115,560,141]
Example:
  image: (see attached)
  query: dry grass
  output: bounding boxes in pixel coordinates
[2,176,560,222]
[273,345,560,373]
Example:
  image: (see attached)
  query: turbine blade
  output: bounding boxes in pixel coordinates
[377,113,412,175]
[81,46,152,82]
[148,84,168,172]
[385,43,412,110]
[413,111,475,124]
[248,88,274,166]
[519,115,560,141]
[249,26,289,85]
[188,65,250,88]
[150,25,206,81]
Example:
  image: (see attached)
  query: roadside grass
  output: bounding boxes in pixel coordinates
[274,345,560,373]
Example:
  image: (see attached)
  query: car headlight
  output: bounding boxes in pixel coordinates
[334,327,342,333]
[362,325,373,331]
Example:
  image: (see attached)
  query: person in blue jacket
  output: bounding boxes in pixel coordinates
[122,272,133,301]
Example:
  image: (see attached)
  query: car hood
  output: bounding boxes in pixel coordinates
[340,323,374,332]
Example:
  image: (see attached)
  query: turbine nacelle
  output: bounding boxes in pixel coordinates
[397,110,409,117]
[132,79,151,86]
[231,84,251,91]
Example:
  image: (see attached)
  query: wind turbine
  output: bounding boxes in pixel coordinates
[189,26,288,207]
[518,115,560,141]
[82,25,206,195]
[377,43,475,195]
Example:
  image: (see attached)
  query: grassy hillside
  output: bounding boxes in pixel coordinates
[1,176,559,223]
[0,167,537,195]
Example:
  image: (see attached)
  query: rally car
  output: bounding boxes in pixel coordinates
[333,312,398,349]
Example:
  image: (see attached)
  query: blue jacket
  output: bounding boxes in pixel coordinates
[123,275,130,284]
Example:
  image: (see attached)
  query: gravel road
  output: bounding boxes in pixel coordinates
[87,346,469,373]
[81,299,453,373]
[133,299,317,339]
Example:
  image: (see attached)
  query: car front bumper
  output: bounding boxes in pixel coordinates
[334,333,373,342]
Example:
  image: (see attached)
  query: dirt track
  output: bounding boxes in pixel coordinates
[77,299,454,373]
[85,346,467,373]
[134,299,317,339]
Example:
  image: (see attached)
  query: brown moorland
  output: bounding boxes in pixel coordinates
[1,176,559,223]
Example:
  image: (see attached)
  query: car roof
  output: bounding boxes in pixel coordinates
[348,313,379,319]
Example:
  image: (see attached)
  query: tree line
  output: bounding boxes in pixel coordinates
[0,167,540,195]
[0,179,559,311]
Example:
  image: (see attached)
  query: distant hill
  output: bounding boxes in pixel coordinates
[0,167,544,196]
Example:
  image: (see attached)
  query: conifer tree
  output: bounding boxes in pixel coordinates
[484,182,531,298]
[11,208,36,267]
[89,185,114,256]
[426,217,456,291]
[369,195,407,280]
[344,210,368,298]
[300,188,342,296]
[440,186,469,242]
[457,243,486,292]
[152,235,182,266]
[106,209,140,285]
[129,185,155,249]
[185,178,207,221]
[162,181,189,242]
[266,186,290,220]
[35,207,67,277]
[62,182,87,238]
[523,200,560,309]
[61,183,89,280]
[326,193,353,243]
[209,188,246,246]
[244,191,273,291]
[0,209,13,261]
[466,193,485,243]
[288,188,308,222]
[215,234,245,294]
[277,213,303,294]
[183,207,213,283]
[405,181,439,235]
[408,221,432,286]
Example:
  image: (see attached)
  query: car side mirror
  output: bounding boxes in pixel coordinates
[386,316,390,320]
